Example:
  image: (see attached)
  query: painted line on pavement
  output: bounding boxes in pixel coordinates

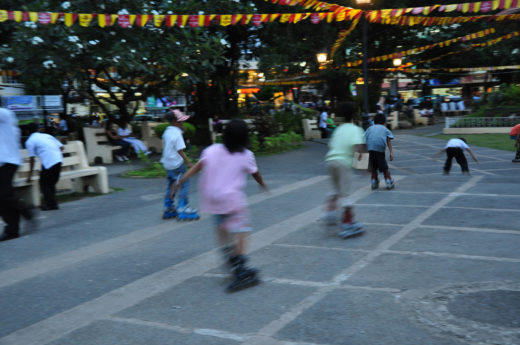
[0,175,328,290]
[250,176,482,341]
[0,175,371,345]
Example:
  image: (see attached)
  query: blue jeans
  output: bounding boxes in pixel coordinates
[164,164,189,210]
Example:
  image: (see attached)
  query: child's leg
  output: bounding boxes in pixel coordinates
[444,148,455,173]
[454,149,469,173]
[163,170,176,212]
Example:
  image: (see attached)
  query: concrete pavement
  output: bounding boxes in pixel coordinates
[0,127,519,345]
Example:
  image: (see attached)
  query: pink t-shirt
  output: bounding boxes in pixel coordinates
[198,144,258,214]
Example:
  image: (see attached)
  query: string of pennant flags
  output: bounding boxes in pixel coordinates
[1,8,520,28]
[267,0,520,16]
[329,18,359,58]
[365,65,520,73]
[343,28,506,67]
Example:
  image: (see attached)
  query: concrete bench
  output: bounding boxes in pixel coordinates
[141,122,163,153]
[301,118,321,140]
[14,141,109,207]
[83,127,121,164]
[209,118,255,143]
[413,109,430,126]
[387,111,399,130]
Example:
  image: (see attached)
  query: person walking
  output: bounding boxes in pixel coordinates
[175,119,268,292]
[365,113,395,190]
[318,106,329,139]
[435,138,478,175]
[0,108,33,241]
[25,123,64,211]
[160,109,199,220]
[510,124,520,163]
[322,102,366,239]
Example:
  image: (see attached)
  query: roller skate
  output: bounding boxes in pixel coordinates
[339,222,365,239]
[176,200,200,221]
[162,198,177,219]
[226,255,260,293]
[162,208,178,219]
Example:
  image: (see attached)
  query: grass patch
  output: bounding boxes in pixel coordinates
[424,134,515,152]
[122,162,166,178]
[55,187,125,204]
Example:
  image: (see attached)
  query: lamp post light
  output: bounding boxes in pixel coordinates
[357,0,371,129]
[392,58,402,97]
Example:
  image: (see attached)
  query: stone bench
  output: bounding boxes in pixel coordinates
[301,118,321,140]
[141,121,163,154]
[14,141,109,207]
[83,127,121,164]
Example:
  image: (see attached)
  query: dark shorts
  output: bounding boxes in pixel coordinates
[368,150,388,173]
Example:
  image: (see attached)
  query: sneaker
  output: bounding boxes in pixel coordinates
[385,178,394,190]
[371,179,379,190]
[122,155,130,161]
[339,222,365,239]
[115,155,124,162]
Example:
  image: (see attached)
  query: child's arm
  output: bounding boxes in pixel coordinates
[466,148,478,162]
[177,149,193,168]
[432,149,446,159]
[176,160,203,189]
[387,138,394,161]
[252,171,269,192]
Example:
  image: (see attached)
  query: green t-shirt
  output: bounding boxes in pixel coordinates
[325,123,365,166]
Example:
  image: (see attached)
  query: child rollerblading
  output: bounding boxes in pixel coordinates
[161,109,199,221]
[176,119,268,292]
[364,113,395,190]
[434,137,478,174]
[323,102,366,239]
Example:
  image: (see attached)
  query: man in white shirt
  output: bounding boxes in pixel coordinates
[0,108,33,241]
[160,109,197,220]
[318,107,329,139]
[25,123,64,210]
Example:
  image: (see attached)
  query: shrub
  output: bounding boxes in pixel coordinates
[274,111,303,134]
[154,122,196,142]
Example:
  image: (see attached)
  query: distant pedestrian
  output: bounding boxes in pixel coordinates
[510,124,520,163]
[318,106,329,138]
[160,109,199,220]
[365,113,395,190]
[0,108,34,241]
[175,119,268,292]
[25,123,64,211]
[322,102,366,239]
[434,138,478,175]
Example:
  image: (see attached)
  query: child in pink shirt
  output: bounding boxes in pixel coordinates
[176,119,268,292]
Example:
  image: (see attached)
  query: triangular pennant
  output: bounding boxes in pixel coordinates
[153,15,164,27]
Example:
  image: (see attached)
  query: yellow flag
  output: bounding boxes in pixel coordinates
[64,13,74,26]
[13,11,22,22]
[492,0,500,10]
[154,15,164,27]
[281,13,291,23]
[445,4,457,12]
[462,3,470,12]
[505,0,513,8]
[129,15,136,25]
[29,12,38,22]
[0,10,7,22]
[220,14,232,26]
[79,14,93,27]
[51,12,59,23]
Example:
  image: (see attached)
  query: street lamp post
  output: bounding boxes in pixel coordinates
[392,58,402,97]
[357,0,371,129]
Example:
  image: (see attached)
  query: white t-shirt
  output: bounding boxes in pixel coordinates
[160,126,186,170]
[445,138,469,150]
[0,108,22,166]
[25,133,63,169]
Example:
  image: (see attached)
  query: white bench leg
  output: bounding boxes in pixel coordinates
[73,168,109,194]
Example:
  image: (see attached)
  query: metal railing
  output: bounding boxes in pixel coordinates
[445,116,519,128]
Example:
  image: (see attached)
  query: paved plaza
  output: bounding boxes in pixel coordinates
[0,128,519,345]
